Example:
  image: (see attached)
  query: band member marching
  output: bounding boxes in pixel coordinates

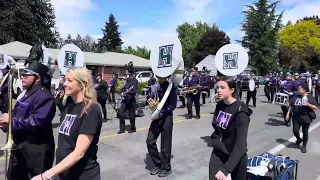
[94,72,109,120]
[146,75,177,177]
[280,72,299,127]
[0,44,56,180]
[146,71,156,105]
[264,73,271,102]
[146,37,183,177]
[108,71,118,103]
[178,71,188,108]
[200,66,210,105]
[313,70,320,105]
[118,61,138,134]
[186,67,201,119]
[0,65,14,113]
[246,74,259,107]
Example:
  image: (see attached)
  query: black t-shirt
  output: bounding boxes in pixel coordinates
[56,102,102,180]
[289,94,317,123]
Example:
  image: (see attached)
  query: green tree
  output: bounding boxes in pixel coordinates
[297,15,320,25]
[0,0,59,47]
[278,20,320,71]
[61,34,98,52]
[98,13,123,52]
[123,46,151,59]
[176,21,213,67]
[239,0,283,74]
[192,27,230,64]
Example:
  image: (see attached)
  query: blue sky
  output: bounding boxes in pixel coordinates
[51,0,320,49]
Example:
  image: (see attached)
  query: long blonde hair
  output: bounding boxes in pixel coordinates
[67,67,97,117]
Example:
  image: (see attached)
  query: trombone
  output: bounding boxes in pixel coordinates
[0,61,21,180]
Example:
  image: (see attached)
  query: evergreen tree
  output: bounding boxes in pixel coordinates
[297,15,320,25]
[192,26,230,64]
[98,13,123,52]
[0,0,59,46]
[239,0,283,74]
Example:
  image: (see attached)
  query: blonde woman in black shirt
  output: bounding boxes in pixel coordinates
[31,67,102,180]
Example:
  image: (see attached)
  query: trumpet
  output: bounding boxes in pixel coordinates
[0,61,21,180]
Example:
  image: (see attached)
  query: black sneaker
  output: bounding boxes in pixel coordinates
[128,129,136,133]
[158,169,172,177]
[186,116,192,119]
[150,166,162,175]
[301,146,307,153]
[117,130,125,134]
[195,115,200,119]
[295,138,302,148]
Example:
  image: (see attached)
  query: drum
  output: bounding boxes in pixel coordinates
[273,93,289,106]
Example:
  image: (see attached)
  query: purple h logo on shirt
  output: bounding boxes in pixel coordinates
[216,111,232,129]
[59,114,77,136]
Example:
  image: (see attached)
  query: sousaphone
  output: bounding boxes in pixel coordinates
[56,44,85,106]
[210,44,249,107]
[148,35,184,120]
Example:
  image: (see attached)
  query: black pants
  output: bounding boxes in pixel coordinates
[97,97,107,119]
[209,150,248,180]
[201,89,209,104]
[293,120,310,146]
[246,89,257,106]
[179,96,186,107]
[187,93,200,117]
[264,86,270,101]
[146,115,173,170]
[108,88,116,103]
[281,105,292,122]
[119,98,136,131]
[238,89,242,100]
[315,87,320,105]
[270,85,277,102]
[8,143,54,180]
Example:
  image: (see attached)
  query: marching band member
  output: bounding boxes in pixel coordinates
[313,70,320,105]
[178,71,188,108]
[210,76,252,180]
[200,67,210,105]
[108,71,118,103]
[94,72,108,120]
[0,65,11,113]
[146,71,156,105]
[236,75,243,100]
[246,74,259,107]
[146,75,177,177]
[0,45,56,180]
[281,72,299,127]
[269,73,278,102]
[264,73,271,102]
[118,61,138,134]
[186,67,201,119]
[32,67,103,180]
[286,84,318,153]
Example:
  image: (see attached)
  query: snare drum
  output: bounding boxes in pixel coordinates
[273,93,289,106]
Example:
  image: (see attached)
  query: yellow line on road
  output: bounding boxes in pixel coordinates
[0,102,267,161]
[0,112,213,161]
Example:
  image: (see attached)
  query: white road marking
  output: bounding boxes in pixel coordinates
[268,120,320,154]
[317,174,320,180]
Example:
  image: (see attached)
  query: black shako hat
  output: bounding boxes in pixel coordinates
[124,61,134,75]
[22,43,49,79]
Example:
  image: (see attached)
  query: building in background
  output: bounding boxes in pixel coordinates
[0,41,151,88]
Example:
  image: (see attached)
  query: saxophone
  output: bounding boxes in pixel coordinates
[120,85,134,103]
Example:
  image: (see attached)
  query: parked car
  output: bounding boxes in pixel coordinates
[134,71,152,82]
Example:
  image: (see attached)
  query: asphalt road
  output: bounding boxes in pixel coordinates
[1,87,320,179]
